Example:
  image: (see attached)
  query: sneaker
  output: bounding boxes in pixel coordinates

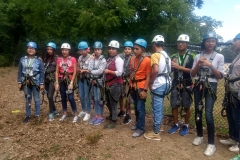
[78,111,86,118]
[53,111,59,116]
[144,131,161,140]
[83,113,91,121]
[48,113,54,122]
[59,115,67,121]
[204,144,216,156]
[220,138,236,146]
[229,144,240,152]
[118,110,125,117]
[89,117,98,124]
[179,125,189,136]
[23,116,31,123]
[131,125,137,130]
[168,124,180,134]
[132,129,144,138]
[231,154,240,160]
[122,114,131,124]
[72,116,78,123]
[160,125,164,132]
[192,137,203,146]
[94,118,104,125]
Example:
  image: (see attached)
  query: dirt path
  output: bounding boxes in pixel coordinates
[0,67,235,160]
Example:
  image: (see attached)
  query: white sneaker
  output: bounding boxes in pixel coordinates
[220,138,236,146]
[192,137,203,146]
[78,111,86,118]
[204,144,216,156]
[83,113,91,121]
[229,144,240,152]
[59,115,67,121]
[72,116,78,123]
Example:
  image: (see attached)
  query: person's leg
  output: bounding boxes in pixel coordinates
[152,84,167,134]
[105,88,112,119]
[169,87,180,133]
[84,79,91,113]
[60,83,68,115]
[131,88,138,129]
[47,82,56,113]
[109,83,122,121]
[25,86,32,117]
[78,80,86,112]
[182,88,192,125]
[32,86,41,116]
[226,93,236,140]
[205,83,217,145]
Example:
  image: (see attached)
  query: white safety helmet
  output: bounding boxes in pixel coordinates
[152,35,165,43]
[61,43,71,49]
[177,34,190,42]
[108,40,120,49]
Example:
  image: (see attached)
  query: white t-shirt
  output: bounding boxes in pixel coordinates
[191,52,224,83]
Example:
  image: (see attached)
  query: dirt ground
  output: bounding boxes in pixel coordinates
[0,67,236,160]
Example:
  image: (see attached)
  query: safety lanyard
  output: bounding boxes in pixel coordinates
[132,56,145,78]
[25,57,35,75]
[44,62,49,71]
[177,54,186,66]
[61,56,70,72]
[106,56,116,69]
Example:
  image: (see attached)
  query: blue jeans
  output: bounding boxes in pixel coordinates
[194,82,217,144]
[131,88,146,131]
[151,84,170,133]
[78,79,91,113]
[24,86,40,116]
[228,92,240,147]
[60,83,77,112]
[93,83,104,115]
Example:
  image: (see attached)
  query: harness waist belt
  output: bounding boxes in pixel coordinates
[228,77,240,83]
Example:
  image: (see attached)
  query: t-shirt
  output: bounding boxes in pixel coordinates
[171,50,195,86]
[57,56,76,80]
[229,53,240,92]
[151,51,171,90]
[130,56,151,89]
[191,52,224,83]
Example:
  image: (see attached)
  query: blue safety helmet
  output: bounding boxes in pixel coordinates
[78,41,88,50]
[93,41,103,49]
[124,41,133,48]
[233,33,240,40]
[27,41,37,49]
[46,42,56,49]
[203,31,218,40]
[134,38,147,49]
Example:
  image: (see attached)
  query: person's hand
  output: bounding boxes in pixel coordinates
[68,83,73,90]
[171,61,180,70]
[55,83,59,91]
[40,84,44,91]
[139,91,147,99]
[18,84,22,90]
[104,69,109,74]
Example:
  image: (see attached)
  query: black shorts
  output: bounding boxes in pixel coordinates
[170,87,192,108]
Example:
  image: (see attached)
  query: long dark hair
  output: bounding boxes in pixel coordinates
[43,48,56,63]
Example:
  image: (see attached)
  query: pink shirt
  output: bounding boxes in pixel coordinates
[57,56,76,80]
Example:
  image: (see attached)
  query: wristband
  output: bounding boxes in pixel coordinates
[210,65,215,70]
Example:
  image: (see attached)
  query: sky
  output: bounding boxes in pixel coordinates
[194,0,240,42]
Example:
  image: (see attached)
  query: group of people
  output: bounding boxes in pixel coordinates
[17,31,240,159]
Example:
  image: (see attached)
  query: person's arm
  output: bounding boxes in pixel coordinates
[150,53,160,83]
[106,57,123,76]
[39,60,45,90]
[190,55,199,77]
[17,58,23,89]
[55,59,60,91]
[91,59,107,75]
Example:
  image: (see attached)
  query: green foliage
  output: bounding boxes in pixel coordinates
[0,0,223,66]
